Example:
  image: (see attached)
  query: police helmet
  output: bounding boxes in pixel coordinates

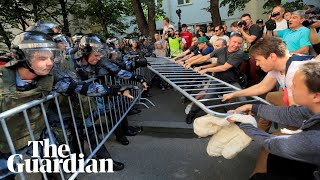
[26,20,62,36]
[10,31,61,71]
[53,34,71,49]
[79,34,105,55]
[71,32,84,45]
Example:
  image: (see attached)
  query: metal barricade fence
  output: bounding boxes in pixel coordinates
[0,73,148,180]
[147,57,270,117]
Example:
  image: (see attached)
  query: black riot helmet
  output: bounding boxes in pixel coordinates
[79,34,105,56]
[9,31,61,75]
[26,20,62,36]
[53,34,71,50]
[71,32,84,46]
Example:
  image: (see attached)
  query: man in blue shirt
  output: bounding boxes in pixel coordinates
[266,10,311,54]
[184,36,213,68]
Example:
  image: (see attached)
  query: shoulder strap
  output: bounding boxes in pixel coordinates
[285,54,314,76]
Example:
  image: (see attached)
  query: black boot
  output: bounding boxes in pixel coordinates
[87,127,112,158]
[127,108,142,115]
[186,111,196,124]
[112,160,125,171]
[121,117,137,136]
[114,126,129,145]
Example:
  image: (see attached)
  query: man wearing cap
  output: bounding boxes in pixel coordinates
[256,19,264,29]
[184,36,213,67]
[180,24,193,49]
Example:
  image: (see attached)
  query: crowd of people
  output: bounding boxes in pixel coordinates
[151,4,320,180]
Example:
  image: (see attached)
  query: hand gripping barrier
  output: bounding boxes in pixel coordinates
[147,57,270,117]
[0,73,148,180]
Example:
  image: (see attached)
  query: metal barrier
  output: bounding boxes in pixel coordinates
[0,74,148,180]
[147,57,270,117]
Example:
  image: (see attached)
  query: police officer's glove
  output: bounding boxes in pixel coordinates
[130,75,149,90]
[131,74,147,83]
[265,19,276,31]
[105,84,139,96]
[134,57,148,67]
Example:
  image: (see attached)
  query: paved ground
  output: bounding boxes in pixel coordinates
[78,87,260,180]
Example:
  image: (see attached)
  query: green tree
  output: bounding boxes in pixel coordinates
[220,0,306,16]
[130,0,165,37]
[0,0,33,48]
[70,0,132,37]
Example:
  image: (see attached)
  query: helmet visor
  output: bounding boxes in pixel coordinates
[24,49,62,75]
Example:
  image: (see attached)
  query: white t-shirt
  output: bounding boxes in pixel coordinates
[263,19,288,33]
[209,35,230,45]
[266,59,314,97]
[163,24,175,34]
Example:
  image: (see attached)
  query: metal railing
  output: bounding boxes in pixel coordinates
[0,73,150,180]
[147,57,270,117]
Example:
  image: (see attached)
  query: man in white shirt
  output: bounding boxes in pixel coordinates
[209,25,230,45]
[263,5,288,34]
[222,36,314,131]
[162,17,175,39]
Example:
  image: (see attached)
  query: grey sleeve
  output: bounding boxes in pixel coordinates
[249,24,262,37]
[257,105,314,127]
[226,51,244,67]
[239,123,320,165]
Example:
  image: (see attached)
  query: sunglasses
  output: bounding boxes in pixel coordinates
[214,29,220,32]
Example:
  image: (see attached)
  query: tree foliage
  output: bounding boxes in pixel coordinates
[220,0,252,16]
[220,0,306,16]
[0,0,141,48]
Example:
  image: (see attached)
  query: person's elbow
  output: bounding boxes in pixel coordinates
[246,36,257,43]
[298,46,310,54]
[310,34,320,45]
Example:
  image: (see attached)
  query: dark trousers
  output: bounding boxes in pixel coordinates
[250,154,317,180]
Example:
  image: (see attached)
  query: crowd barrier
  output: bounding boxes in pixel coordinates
[147,57,270,117]
[0,73,151,180]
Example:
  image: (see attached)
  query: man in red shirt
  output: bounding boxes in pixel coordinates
[180,24,193,50]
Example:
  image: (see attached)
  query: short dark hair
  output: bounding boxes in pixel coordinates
[214,25,224,31]
[230,21,239,27]
[216,38,227,46]
[249,36,287,59]
[164,17,170,23]
[300,61,320,93]
[241,13,251,18]
[229,33,243,40]
[192,35,198,39]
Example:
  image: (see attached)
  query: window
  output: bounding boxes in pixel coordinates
[178,0,191,5]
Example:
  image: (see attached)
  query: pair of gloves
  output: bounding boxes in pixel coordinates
[193,113,257,159]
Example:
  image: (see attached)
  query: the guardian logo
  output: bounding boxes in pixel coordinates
[7,139,114,173]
